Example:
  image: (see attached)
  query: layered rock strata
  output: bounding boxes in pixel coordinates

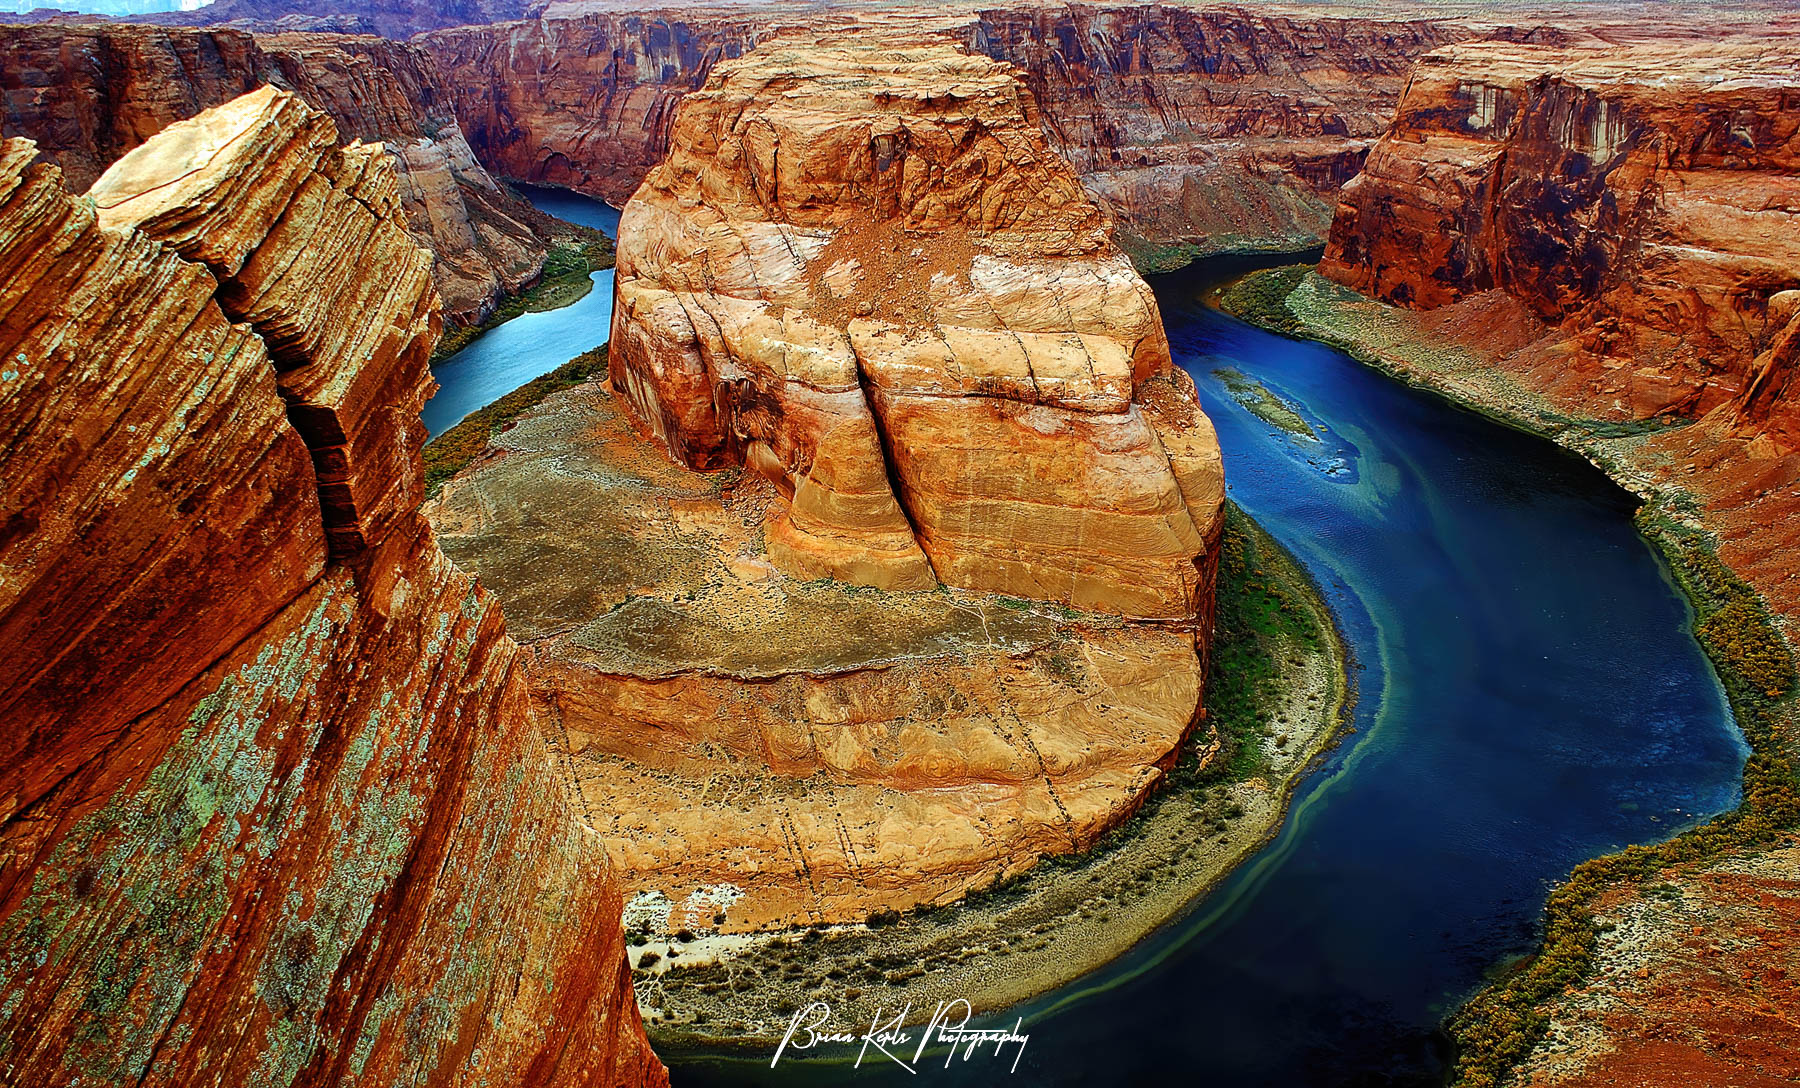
[1321,36,1800,434]
[431,378,1208,930]
[417,5,1459,258]
[609,30,1225,619]
[0,23,557,323]
[967,5,1461,257]
[419,11,773,205]
[0,89,662,1085]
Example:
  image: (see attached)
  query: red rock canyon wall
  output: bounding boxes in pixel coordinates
[0,22,556,324]
[0,88,663,1087]
[418,5,1460,259]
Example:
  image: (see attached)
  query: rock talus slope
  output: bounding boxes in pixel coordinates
[609,29,1224,618]
[1321,36,1800,429]
[0,88,663,1086]
[0,23,555,324]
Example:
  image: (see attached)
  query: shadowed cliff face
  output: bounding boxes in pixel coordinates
[420,12,769,205]
[1321,37,1800,436]
[417,5,1457,259]
[0,88,664,1087]
[0,23,556,324]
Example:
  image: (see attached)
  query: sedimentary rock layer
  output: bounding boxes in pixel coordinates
[609,28,1224,620]
[0,90,662,1086]
[0,22,554,323]
[1320,36,1800,434]
[967,4,1460,256]
[417,5,1458,257]
[419,11,771,205]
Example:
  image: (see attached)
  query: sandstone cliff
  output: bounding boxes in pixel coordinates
[968,5,1460,259]
[419,11,771,205]
[0,88,663,1086]
[609,28,1224,618]
[145,0,530,38]
[430,29,1223,932]
[0,23,556,324]
[418,5,1457,262]
[1321,36,1800,433]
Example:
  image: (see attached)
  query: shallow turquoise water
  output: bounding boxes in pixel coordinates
[424,236,1746,1084]
[419,187,618,437]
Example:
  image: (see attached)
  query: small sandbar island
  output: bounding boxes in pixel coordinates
[424,26,1346,1045]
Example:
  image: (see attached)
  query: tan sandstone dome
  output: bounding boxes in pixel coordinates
[608,29,1224,620]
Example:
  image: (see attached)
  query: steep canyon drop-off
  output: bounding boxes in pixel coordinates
[0,89,662,1086]
[417,5,1459,262]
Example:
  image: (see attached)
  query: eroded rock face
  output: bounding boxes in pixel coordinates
[0,90,663,1086]
[609,29,1224,620]
[419,11,771,205]
[968,5,1461,257]
[418,5,1459,259]
[1320,36,1800,432]
[430,378,1209,930]
[0,23,554,323]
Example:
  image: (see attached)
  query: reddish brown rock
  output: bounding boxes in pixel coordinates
[0,91,663,1086]
[608,28,1224,619]
[418,5,1458,259]
[1514,845,1800,1088]
[0,22,556,323]
[419,11,771,205]
[1320,35,1800,428]
[968,5,1462,257]
[429,369,1210,933]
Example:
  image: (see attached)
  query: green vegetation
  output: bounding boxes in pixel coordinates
[1120,236,1211,277]
[1448,512,1798,1088]
[1213,366,1319,440]
[1188,502,1332,785]
[422,344,609,497]
[433,234,615,361]
[1214,264,1311,336]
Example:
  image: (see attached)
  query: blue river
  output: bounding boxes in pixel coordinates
[425,196,1747,1085]
[420,186,621,436]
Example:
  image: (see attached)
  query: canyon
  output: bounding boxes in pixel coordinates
[416,5,1460,264]
[0,88,662,1085]
[432,27,1227,934]
[0,22,566,324]
[3,1,1799,1084]
[1241,21,1800,1087]
[1314,29,1800,622]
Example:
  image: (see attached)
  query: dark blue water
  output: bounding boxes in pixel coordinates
[420,187,619,437]
[422,242,1746,1084]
